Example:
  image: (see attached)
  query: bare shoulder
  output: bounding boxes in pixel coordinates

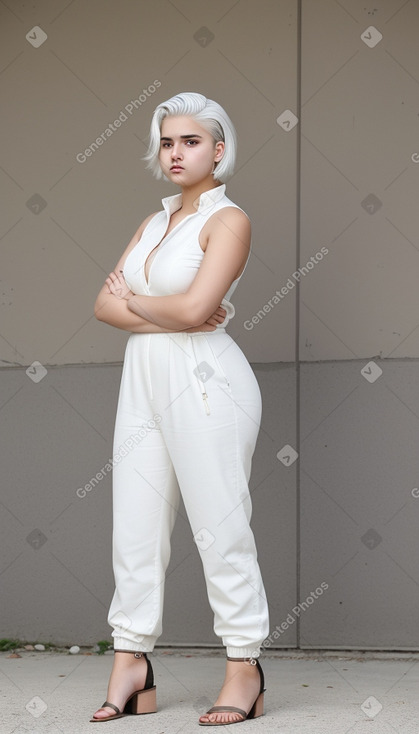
[200,206,251,251]
[210,205,251,229]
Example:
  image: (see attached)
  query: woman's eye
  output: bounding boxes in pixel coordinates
[186,140,198,145]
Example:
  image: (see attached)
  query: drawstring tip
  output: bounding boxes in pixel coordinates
[202,392,210,415]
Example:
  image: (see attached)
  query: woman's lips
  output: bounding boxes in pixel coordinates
[170,166,184,172]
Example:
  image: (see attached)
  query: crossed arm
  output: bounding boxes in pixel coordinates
[94,207,250,333]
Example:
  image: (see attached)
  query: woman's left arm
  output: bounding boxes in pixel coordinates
[126,208,251,329]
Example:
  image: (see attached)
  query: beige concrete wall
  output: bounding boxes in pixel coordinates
[300,0,419,361]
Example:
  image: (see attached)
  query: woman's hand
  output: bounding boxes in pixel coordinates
[185,305,227,333]
[205,305,227,327]
[105,270,134,300]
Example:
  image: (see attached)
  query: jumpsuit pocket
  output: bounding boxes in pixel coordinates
[204,335,232,389]
[190,335,232,416]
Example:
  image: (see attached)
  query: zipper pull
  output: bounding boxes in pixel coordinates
[202,392,210,415]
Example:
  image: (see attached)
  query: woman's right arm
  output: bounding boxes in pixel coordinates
[94,217,225,333]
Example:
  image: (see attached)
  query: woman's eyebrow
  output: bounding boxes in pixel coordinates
[160,134,203,141]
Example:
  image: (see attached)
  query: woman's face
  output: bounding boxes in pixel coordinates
[158,115,224,187]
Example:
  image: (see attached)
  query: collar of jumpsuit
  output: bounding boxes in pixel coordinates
[161,183,227,217]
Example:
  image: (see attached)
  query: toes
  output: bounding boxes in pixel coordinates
[92,707,115,720]
[199,711,244,725]
[214,712,241,724]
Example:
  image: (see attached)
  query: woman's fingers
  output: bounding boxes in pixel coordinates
[206,306,227,325]
[106,271,130,299]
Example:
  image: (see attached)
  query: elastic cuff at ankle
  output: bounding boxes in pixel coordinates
[226,646,261,660]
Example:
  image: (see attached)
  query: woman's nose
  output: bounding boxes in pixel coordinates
[171,143,182,160]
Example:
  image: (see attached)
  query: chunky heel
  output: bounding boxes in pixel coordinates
[248,691,264,719]
[129,685,157,715]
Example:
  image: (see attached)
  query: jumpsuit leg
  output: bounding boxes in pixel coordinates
[148,331,270,659]
[107,331,269,658]
[107,334,181,652]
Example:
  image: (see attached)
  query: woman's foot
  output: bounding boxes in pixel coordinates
[91,651,148,721]
[199,658,262,725]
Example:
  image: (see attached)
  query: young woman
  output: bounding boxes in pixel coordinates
[90,92,269,726]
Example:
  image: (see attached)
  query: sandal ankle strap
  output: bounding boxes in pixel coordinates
[226,656,257,662]
[114,649,146,657]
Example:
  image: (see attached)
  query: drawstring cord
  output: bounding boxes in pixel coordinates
[190,337,210,416]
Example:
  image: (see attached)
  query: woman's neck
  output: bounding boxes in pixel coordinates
[178,178,222,213]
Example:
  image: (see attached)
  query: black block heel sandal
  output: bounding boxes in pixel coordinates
[90,650,156,723]
[199,656,266,726]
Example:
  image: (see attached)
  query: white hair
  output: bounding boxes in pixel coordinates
[143,92,237,183]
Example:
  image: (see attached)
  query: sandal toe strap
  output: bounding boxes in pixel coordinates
[100,701,121,715]
[206,705,247,719]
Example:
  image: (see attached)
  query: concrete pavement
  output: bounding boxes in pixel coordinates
[1,647,419,733]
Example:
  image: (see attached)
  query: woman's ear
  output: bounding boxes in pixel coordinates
[214,140,225,162]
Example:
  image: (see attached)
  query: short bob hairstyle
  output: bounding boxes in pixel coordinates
[143,92,237,183]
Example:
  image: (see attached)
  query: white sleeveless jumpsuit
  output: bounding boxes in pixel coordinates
[107,184,269,659]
